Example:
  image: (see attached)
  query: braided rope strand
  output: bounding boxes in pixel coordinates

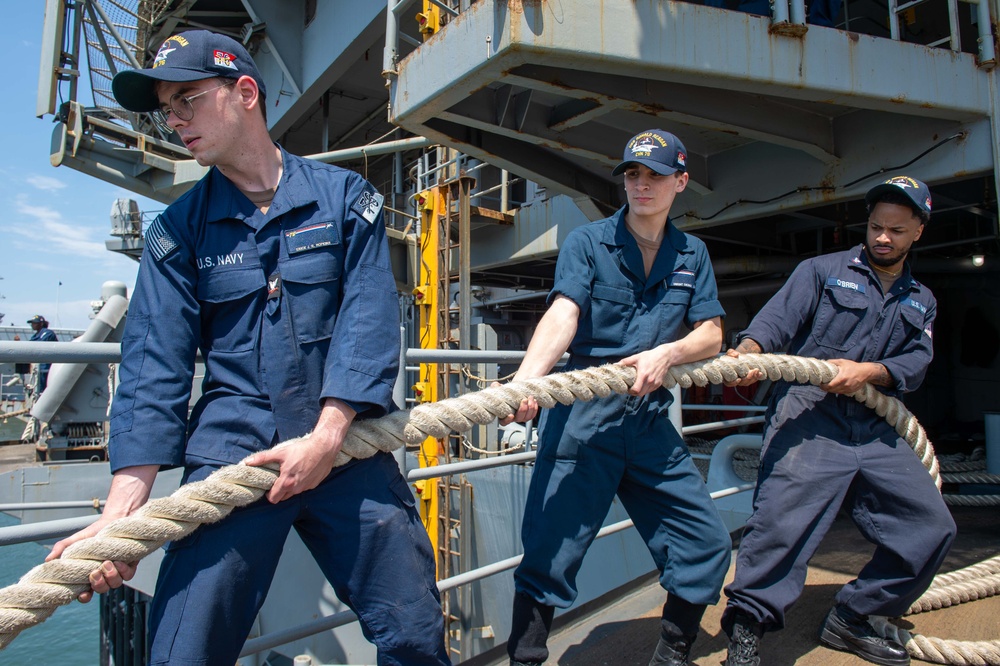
[0,352,991,660]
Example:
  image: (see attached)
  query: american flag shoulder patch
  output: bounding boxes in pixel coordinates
[145,216,180,261]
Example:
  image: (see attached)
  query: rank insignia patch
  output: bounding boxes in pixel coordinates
[351,183,385,224]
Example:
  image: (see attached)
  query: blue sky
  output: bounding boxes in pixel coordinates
[0,3,160,331]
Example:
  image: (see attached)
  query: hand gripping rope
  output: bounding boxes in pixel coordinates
[0,353,997,664]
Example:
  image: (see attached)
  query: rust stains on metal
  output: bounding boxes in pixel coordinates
[890,95,907,104]
[768,23,808,38]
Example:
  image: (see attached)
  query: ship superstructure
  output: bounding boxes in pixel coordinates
[6,0,999,663]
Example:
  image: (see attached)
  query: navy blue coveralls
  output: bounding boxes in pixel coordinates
[722,245,956,633]
[29,327,57,392]
[109,147,449,666]
[514,207,732,611]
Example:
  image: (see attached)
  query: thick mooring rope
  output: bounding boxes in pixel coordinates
[0,353,993,662]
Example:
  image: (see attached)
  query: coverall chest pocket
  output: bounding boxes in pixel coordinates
[888,303,924,351]
[812,285,869,352]
[585,282,634,347]
[280,251,344,343]
[196,268,265,353]
[658,288,692,328]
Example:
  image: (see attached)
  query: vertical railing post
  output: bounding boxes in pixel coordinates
[977,0,997,67]
[771,0,790,27]
[947,0,962,51]
[789,0,807,25]
[888,0,901,42]
[383,0,399,79]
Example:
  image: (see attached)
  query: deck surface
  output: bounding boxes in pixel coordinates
[483,505,999,665]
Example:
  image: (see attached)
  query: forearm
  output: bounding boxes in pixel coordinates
[734,337,763,354]
[513,296,579,380]
[658,317,723,366]
[312,398,357,451]
[103,465,159,519]
[863,362,893,387]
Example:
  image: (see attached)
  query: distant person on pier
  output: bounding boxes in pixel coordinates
[500,129,732,666]
[721,177,956,666]
[48,29,449,666]
[27,315,57,393]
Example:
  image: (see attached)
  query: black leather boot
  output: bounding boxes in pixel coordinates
[724,613,762,666]
[648,629,694,665]
[819,605,910,666]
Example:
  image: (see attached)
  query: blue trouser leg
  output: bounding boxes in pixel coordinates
[834,425,956,617]
[295,452,450,666]
[617,429,731,607]
[149,453,450,666]
[514,400,624,608]
[515,395,731,608]
[149,470,294,665]
[723,428,852,632]
[724,389,956,632]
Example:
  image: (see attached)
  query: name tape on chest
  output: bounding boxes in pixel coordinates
[285,222,336,254]
[904,298,927,314]
[668,269,696,289]
[351,183,385,224]
[826,276,865,294]
[146,216,180,262]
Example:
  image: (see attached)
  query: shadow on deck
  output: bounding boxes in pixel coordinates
[477,505,1000,665]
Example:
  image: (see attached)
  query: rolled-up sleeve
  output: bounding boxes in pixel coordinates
[686,244,726,326]
[108,215,199,473]
[320,176,399,418]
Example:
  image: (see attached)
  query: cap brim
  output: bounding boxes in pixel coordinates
[611,158,680,177]
[864,182,926,213]
[112,67,218,113]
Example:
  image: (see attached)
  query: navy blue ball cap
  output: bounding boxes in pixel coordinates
[112,30,266,113]
[612,130,688,176]
[27,315,47,325]
[865,175,932,214]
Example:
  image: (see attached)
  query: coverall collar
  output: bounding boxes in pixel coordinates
[203,144,319,231]
[602,206,693,285]
[848,243,918,293]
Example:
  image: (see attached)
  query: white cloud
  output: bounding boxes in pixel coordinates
[25,174,67,192]
[12,195,107,259]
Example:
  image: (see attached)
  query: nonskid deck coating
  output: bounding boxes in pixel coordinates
[483,506,1000,665]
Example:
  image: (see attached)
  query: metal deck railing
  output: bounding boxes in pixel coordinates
[0,342,762,661]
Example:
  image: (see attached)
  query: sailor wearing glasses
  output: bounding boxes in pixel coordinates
[48,30,450,666]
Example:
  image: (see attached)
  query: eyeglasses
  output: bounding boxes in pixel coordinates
[156,80,236,123]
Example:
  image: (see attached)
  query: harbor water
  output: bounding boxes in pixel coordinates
[0,513,98,664]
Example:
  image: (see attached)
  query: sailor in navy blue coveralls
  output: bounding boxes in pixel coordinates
[48,30,449,666]
[27,315,57,393]
[504,130,731,666]
[721,177,956,666]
